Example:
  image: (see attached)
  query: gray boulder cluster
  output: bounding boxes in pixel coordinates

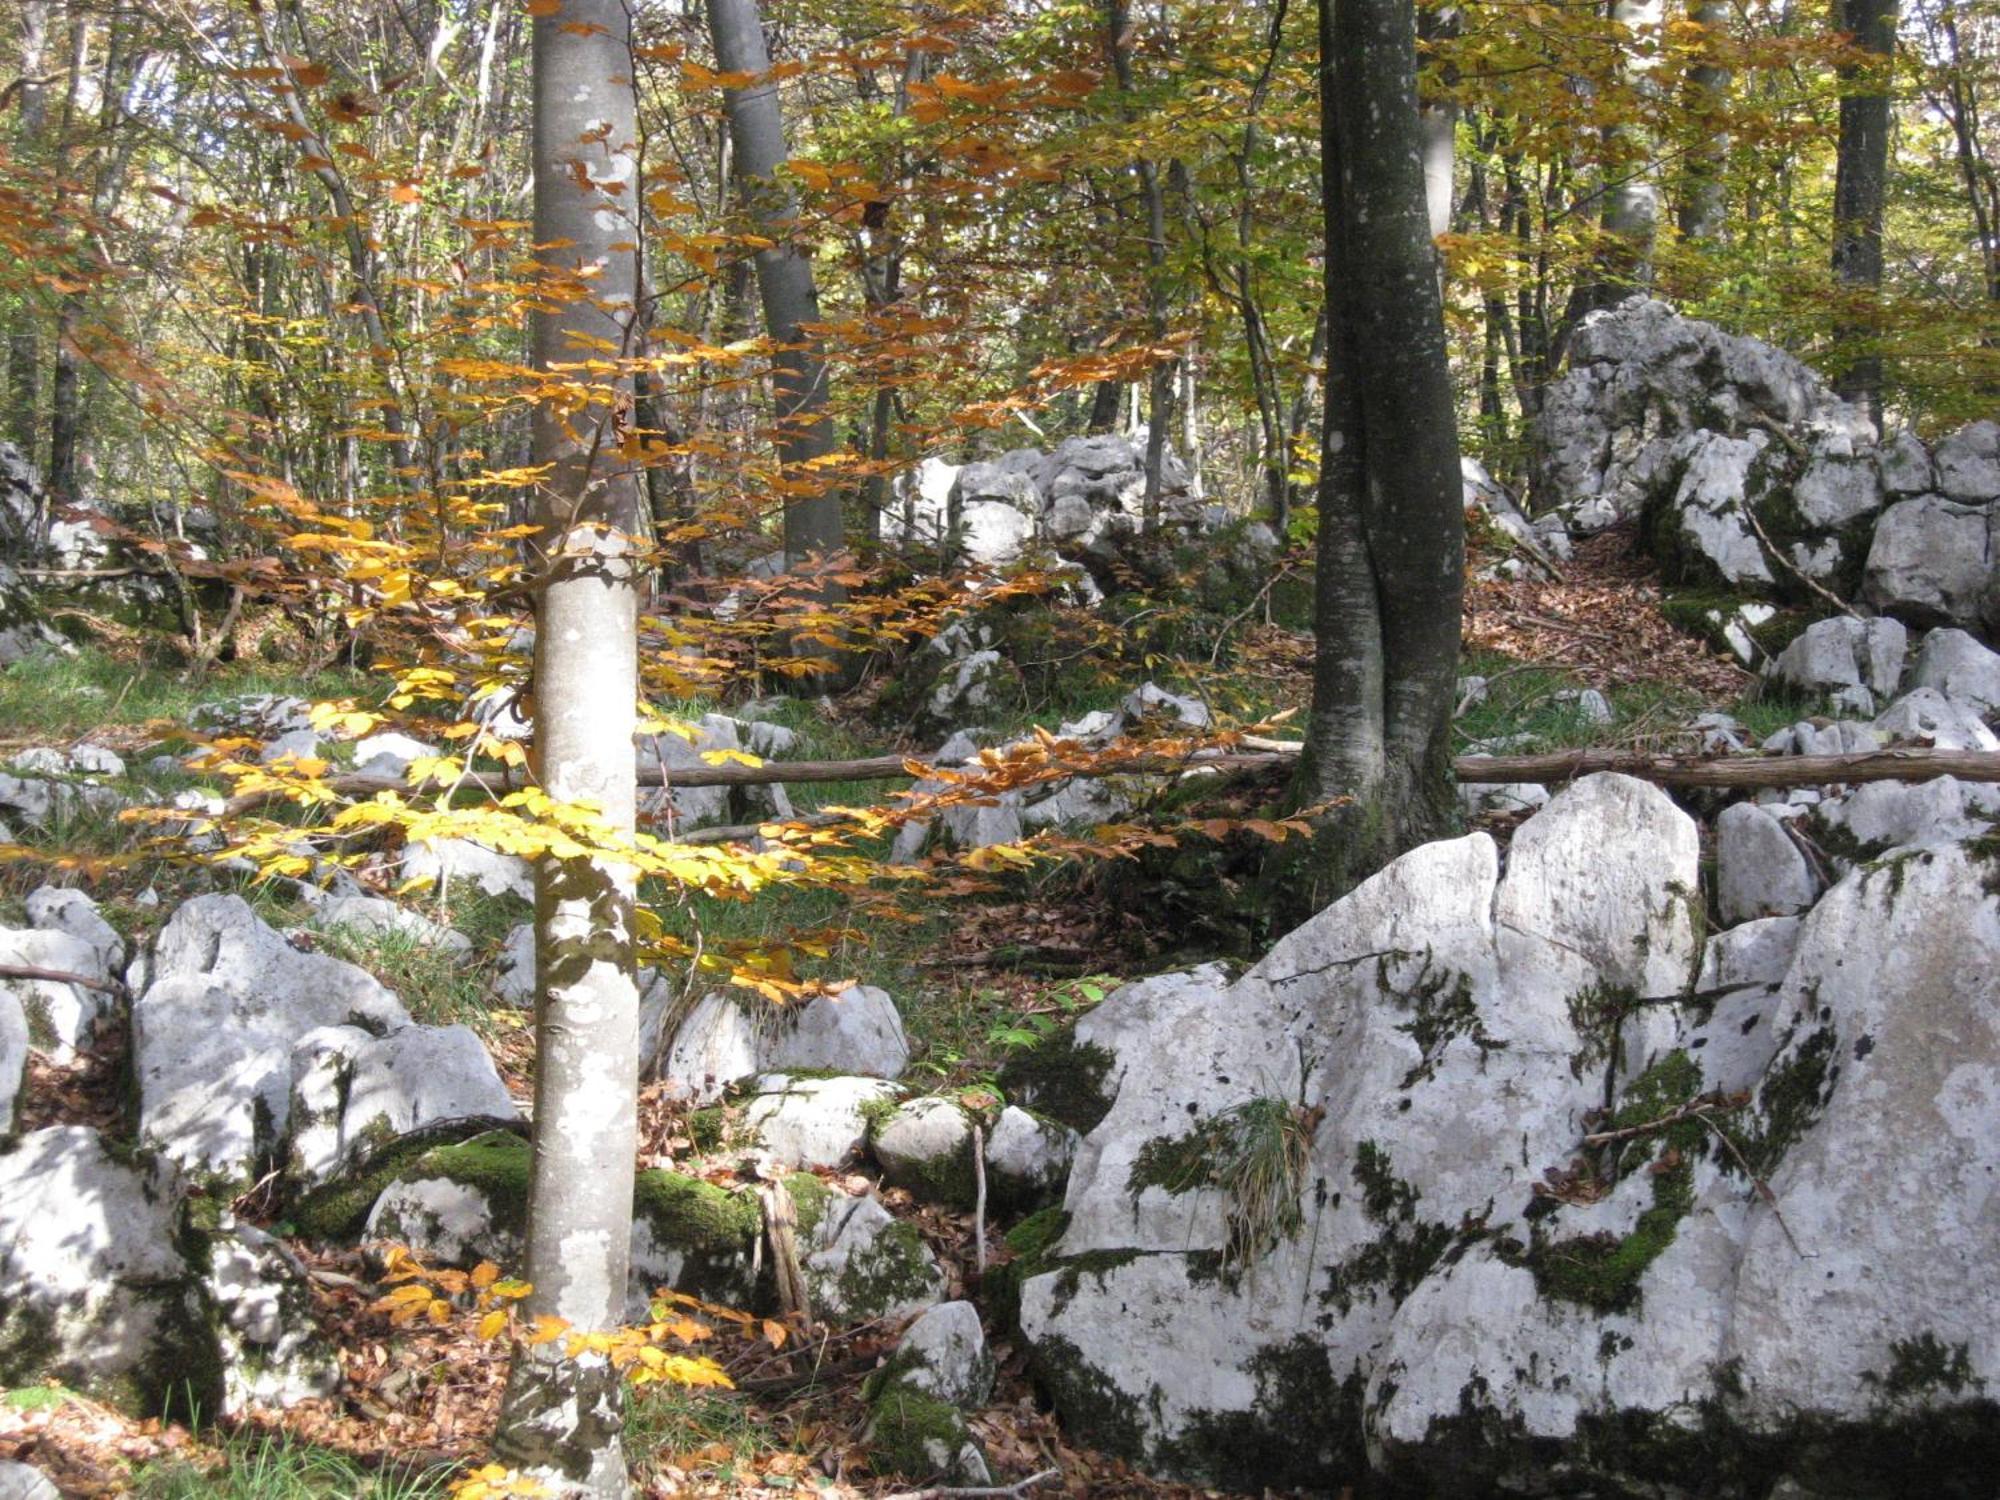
[1012,770,2000,1497]
[896,434,1203,566]
[2,875,1035,1484]
[1531,299,2000,651]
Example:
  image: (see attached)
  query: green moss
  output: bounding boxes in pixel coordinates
[987,1208,1070,1334]
[868,1380,985,1482]
[872,1101,979,1211]
[832,1218,944,1320]
[1323,1141,1455,1316]
[1735,1023,1837,1178]
[997,1025,1115,1134]
[1393,960,1502,1089]
[1659,588,1812,662]
[1021,1331,1148,1462]
[1518,1051,1705,1314]
[1158,1340,1364,1491]
[1566,982,1639,1084]
[1865,1335,1987,1401]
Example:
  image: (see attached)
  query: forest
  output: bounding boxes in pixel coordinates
[0,0,1997,1496]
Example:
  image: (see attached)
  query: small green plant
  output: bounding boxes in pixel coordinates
[1134,1096,1315,1268]
[132,1433,453,1499]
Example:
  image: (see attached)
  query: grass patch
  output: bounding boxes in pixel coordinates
[623,1382,808,1488]
[131,1433,453,1499]
[309,921,496,1032]
[0,646,372,750]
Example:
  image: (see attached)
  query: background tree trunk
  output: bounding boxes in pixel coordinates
[707,0,844,572]
[1287,0,1464,913]
[1678,0,1733,242]
[1832,0,1899,427]
[6,0,50,459]
[493,2,643,1491]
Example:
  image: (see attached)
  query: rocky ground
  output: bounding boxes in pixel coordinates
[1,300,1998,1498]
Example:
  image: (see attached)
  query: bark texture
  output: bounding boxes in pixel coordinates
[1288,0,1463,911]
[493,3,643,1492]
[1831,0,1899,427]
[707,0,843,569]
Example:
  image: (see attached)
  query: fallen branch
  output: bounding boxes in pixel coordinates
[218,743,2000,824]
[1454,745,2000,788]
[0,963,125,996]
[883,1467,1061,1500]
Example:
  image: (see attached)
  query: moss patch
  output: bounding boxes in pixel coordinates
[1021,1331,1147,1462]
[997,1025,1116,1134]
[1517,1051,1705,1315]
[867,1381,984,1482]
[1158,1340,1363,1492]
[1322,1141,1455,1316]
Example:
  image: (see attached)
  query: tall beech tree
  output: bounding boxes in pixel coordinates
[1292,0,1463,907]
[706,0,843,574]
[1833,0,1900,425]
[492,0,644,1491]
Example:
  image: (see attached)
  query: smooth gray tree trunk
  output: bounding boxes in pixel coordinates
[1832,0,1898,428]
[706,0,844,570]
[493,3,643,1492]
[7,0,50,459]
[1287,0,1464,913]
[1107,0,1176,525]
[1677,0,1732,243]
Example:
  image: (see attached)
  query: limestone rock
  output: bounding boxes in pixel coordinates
[741,1074,903,1170]
[658,991,763,1104]
[803,1191,946,1323]
[0,1126,219,1416]
[1863,494,1996,630]
[1908,628,2000,719]
[1813,775,2000,857]
[1871,684,2000,751]
[1716,801,1819,925]
[985,1105,1079,1211]
[765,984,910,1080]
[1932,418,2000,502]
[871,1096,977,1208]
[886,1301,995,1408]
[865,1384,992,1486]
[1765,615,1907,712]
[401,837,533,902]
[132,895,408,1185]
[0,1461,59,1500]
[492,922,535,1006]
[1876,429,1935,496]
[24,884,124,973]
[0,991,25,1138]
[1122,681,1211,729]
[0,927,114,1061]
[287,1022,518,1188]
[205,1217,341,1411]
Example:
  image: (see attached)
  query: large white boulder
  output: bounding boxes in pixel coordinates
[132,895,408,1185]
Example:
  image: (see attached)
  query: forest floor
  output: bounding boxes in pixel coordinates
[0,523,1764,1499]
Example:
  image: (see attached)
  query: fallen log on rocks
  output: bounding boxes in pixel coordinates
[221,743,2000,820]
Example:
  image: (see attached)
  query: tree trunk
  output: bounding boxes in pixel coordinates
[492,3,643,1492]
[1108,0,1175,526]
[1417,2,1460,242]
[1288,0,1464,912]
[706,0,844,571]
[1831,0,1898,428]
[6,0,50,458]
[1677,0,1732,243]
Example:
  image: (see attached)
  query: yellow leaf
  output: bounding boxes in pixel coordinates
[526,1314,570,1346]
[477,1309,508,1341]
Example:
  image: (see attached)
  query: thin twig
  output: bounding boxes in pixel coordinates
[972,1122,988,1278]
[883,1467,1061,1500]
[0,964,125,996]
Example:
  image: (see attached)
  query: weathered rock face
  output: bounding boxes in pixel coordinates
[1017,775,2000,1496]
[132,895,409,1186]
[889,433,1204,578]
[1531,300,2000,640]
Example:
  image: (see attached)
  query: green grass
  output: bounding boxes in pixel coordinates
[622,1383,808,1487]
[309,920,499,1032]
[0,646,374,747]
[131,1433,453,1500]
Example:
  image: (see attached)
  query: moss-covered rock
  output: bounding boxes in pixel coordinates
[865,1380,991,1484]
[997,1025,1115,1135]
